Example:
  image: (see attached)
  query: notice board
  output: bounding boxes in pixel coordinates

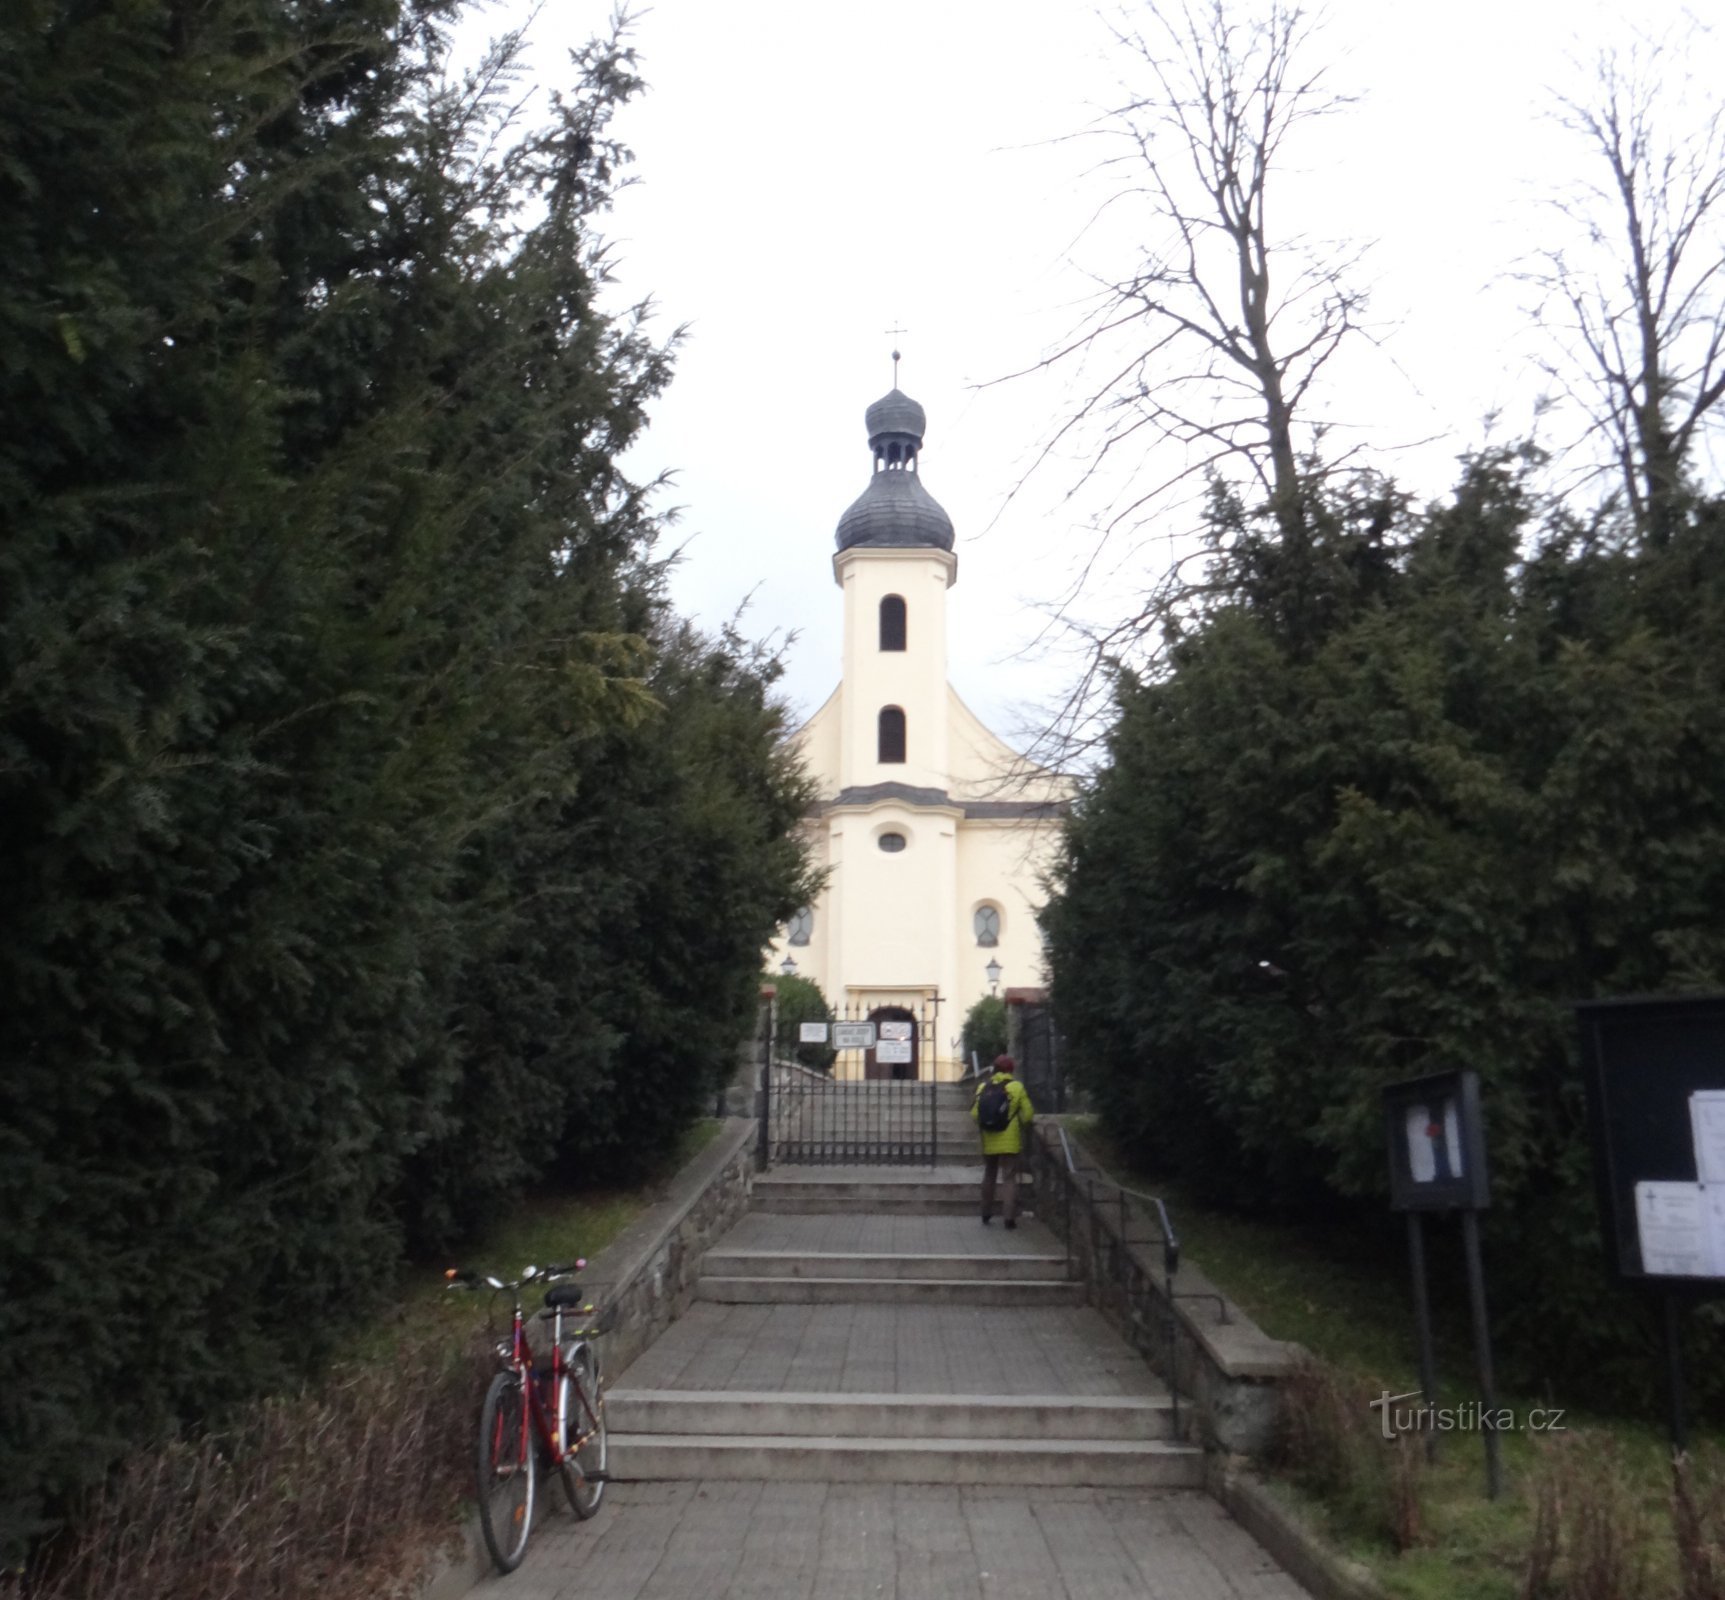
[1575,993,1725,1286]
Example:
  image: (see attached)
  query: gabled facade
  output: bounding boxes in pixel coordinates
[769,386,1071,1079]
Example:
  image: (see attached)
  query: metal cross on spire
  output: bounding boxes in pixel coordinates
[885,325,908,386]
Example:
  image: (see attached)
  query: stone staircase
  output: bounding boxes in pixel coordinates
[606,1188,1205,1490]
[748,1167,1032,1216]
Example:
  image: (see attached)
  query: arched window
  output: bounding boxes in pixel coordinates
[879,594,906,651]
[878,832,907,853]
[787,907,813,946]
[878,705,905,763]
[973,905,1001,947]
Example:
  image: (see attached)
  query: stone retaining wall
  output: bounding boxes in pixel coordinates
[581,1117,757,1380]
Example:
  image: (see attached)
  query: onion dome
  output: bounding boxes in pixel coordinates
[834,388,956,553]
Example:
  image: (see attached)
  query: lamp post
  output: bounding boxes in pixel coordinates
[780,955,798,978]
[985,958,1002,997]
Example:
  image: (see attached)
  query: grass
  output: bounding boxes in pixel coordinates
[1064,1117,1724,1600]
[13,1119,728,1600]
[369,1116,728,1353]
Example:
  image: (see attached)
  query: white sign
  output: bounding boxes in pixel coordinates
[879,1020,913,1042]
[1634,1181,1725,1277]
[799,1022,829,1044]
[1691,1091,1725,1184]
[831,1021,877,1050]
[876,1040,914,1065]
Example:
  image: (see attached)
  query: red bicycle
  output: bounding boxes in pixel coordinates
[445,1261,609,1573]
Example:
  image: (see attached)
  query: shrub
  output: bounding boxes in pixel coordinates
[1270,1357,1427,1552]
[773,973,837,1072]
[1519,1432,1655,1600]
[962,995,1009,1072]
[9,1324,488,1600]
[1673,1449,1725,1600]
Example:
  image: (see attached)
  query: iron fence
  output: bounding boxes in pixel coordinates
[758,1000,949,1165]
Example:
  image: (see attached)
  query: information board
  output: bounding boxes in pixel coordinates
[830,1021,877,1050]
[1383,1070,1490,1211]
[875,1040,913,1065]
[1576,994,1725,1285]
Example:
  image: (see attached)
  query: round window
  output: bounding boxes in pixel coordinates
[878,832,907,853]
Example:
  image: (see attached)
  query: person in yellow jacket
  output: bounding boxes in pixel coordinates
[971,1054,1034,1229]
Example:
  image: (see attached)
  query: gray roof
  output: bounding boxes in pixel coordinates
[815,781,1069,820]
[865,388,926,441]
[835,468,956,552]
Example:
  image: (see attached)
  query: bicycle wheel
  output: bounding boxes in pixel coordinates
[557,1343,607,1519]
[476,1371,536,1572]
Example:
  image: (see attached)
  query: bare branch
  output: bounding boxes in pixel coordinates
[992,0,1367,759]
[1529,21,1725,543]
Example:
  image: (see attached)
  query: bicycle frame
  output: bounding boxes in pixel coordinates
[498,1297,602,1470]
[451,1261,603,1471]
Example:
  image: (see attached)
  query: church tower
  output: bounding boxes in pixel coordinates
[776,381,1070,1080]
[832,387,957,793]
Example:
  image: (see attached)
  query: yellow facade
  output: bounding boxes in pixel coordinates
[768,390,1071,1078]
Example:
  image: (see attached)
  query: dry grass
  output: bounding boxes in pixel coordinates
[1512,1434,1725,1600]
[1672,1449,1725,1600]
[1271,1355,1429,1553]
[6,1323,491,1600]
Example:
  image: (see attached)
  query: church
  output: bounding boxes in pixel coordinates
[768,383,1072,1080]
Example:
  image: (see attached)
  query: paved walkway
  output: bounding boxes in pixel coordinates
[490,1482,1307,1600]
[463,1181,1315,1599]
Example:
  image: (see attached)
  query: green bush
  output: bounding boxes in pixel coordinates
[1045,458,1725,1412]
[0,4,814,1557]
[962,995,1009,1071]
[773,973,838,1072]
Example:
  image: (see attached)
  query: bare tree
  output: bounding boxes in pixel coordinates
[1001,0,1365,758]
[1532,28,1725,546]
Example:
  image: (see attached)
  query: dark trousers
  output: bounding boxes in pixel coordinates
[981,1152,1020,1221]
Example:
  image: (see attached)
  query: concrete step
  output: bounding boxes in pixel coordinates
[700,1249,1067,1281]
[750,1177,1032,1216]
[696,1275,1084,1307]
[605,1389,1178,1442]
[606,1433,1203,1488]
[749,1194,1033,1216]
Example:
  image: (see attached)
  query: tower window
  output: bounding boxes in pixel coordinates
[878,832,907,853]
[787,907,813,946]
[973,905,1001,947]
[878,706,906,763]
[879,595,906,651]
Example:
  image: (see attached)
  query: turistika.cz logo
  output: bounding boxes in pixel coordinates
[1369,1391,1567,1442]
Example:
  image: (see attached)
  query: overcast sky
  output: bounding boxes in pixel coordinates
[459,0,1724,754]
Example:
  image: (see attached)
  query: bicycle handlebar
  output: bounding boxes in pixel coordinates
[443,1259,587,1293]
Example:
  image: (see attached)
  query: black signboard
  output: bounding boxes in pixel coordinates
[1384,1070,1490,1212]
[1575,993,1725,1287]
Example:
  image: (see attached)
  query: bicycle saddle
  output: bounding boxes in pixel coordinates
[543,1283,590,1309]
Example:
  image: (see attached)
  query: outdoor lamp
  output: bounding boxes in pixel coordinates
[985,958,1002,995]
[779,955,798,977]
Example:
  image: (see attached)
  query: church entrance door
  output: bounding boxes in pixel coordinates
[864,1005,919,1081]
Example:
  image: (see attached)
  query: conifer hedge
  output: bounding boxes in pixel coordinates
[1045,458,1725,1411]
[0,1,814,1555]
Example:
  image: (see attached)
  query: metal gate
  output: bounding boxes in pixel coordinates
[762,1000,942,1165]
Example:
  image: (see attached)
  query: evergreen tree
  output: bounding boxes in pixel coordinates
[0,1,814,1551]
[1045,456,1725,1408]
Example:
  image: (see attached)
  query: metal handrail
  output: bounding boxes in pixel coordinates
[1053,1125,1180,1272]
[1048,1121,1184,1435]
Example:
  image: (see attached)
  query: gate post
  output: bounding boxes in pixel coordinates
[756,985,776,1172]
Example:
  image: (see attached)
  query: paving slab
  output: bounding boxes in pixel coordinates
[710,1211,1060,1256]
[476,1484,1313,1600]
[615,1302,1167,1397]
